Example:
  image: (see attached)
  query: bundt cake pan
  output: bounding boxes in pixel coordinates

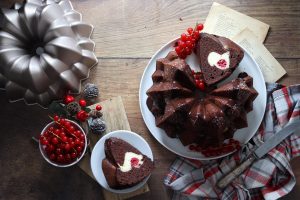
[0,0,97,107]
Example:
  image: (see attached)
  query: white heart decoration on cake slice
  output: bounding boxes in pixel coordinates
[118,152,144,172]
[207,52,230,70]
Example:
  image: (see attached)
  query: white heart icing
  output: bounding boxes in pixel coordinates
[207,51,230,70]
[118,152,144,172]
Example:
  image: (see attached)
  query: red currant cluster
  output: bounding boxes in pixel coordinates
[40,116,86,164]
[192,70,205,91]
[189,139,241,157]
[175,23,204,59]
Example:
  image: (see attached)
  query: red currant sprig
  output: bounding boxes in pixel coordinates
[192,70,206,91]
[189,139,241,157]
[175,23,204,59]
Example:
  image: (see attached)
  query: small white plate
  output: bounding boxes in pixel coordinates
[139,37,267,160]
[91,130,153,194]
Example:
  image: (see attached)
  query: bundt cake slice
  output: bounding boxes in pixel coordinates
[195,33,244,85]
[102,138,154,189]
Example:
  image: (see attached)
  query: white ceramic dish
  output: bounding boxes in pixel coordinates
[91,130,153,194]
[139,37,267,160]
[39,119,87,167]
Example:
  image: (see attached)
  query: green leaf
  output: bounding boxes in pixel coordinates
[83,107,91,113]
[48,101,68,117]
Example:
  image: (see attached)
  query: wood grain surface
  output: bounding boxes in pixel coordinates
[0,0,300,200]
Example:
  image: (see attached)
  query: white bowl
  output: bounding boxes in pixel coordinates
[39,119,87,167]
[91,130,153,194]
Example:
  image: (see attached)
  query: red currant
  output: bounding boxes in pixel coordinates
[53,115,59,121]
[74,130,81,137]
[65,143,71,151]
[76,110,88,122]
[61,136,68,142]
[65,154,71,162]
[76,146,83,152]
[175,46,181,54]
[55,148,62,155]
[196,23,204,31]
[57,154,64,163]
[187,27,193,34]
[71,152,77,159]
[41,139,49,145]
[181,33,187,41]
[51,137,59,145]
[49,154,56,161]
[75,138,81,145]
[185,47,192,55]
[64,95,74,104]
[60,118,66,125]
[198,82,205,91]
[69,126,75,132]
[80,141,85,147]
[79,99,86,107]
[192,31,199,39]
[96,105,102,111]
[79,134,85,140]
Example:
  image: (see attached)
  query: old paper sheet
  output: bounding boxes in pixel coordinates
[204,2,269,43]
[233,29,286,82]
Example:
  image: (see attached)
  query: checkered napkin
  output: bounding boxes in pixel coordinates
[164,83,300,200]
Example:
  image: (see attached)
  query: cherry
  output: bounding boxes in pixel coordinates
[96,105,102,111]
[79,99,86,107]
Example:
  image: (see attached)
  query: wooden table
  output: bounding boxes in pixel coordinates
[0,0,299,199]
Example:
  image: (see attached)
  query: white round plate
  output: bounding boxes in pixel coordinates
[90,130,153,194]
[139,37,267,160]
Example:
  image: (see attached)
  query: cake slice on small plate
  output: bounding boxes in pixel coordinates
[102,137,154,189]
[195,33,244,85]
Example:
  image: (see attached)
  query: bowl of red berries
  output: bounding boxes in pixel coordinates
[39,116,87,167]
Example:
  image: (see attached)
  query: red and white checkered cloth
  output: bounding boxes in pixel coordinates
[164,83,300,200]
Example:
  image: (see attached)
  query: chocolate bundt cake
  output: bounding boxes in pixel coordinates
[195,33,244,85]
[102,137,154,189]
[146,50,258,147]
